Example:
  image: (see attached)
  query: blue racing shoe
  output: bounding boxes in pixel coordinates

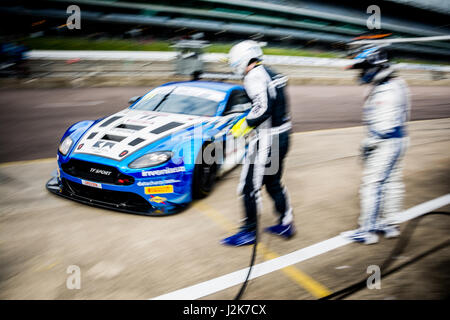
[341,229,379,245]
[264,223,295,239]
[221,229,256,246]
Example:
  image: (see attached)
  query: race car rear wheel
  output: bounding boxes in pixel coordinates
[192,143,217,199]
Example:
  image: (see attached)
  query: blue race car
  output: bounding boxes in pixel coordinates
[46,81,252,215]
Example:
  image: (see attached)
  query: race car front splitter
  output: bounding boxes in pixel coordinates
[46,176,187,216]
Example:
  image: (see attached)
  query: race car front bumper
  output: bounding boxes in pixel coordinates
[46,176,186,216]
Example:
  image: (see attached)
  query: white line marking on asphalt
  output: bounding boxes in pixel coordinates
[395,194,450,223]
[34,101,105,108]
[0,157,56,168]
[335,266,351,270]
[151,194,450,300]
[291,118,450,136]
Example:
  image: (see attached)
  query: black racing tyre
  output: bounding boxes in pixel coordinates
[192,143,217,199]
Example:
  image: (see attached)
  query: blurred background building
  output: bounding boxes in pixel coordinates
[0,0,449,61]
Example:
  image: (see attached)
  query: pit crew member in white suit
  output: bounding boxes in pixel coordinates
[342,45,410,245]
[222,40,295,246]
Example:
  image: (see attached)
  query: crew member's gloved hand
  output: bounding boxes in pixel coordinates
[231,117,254,138]
[361,145,376,161]
[360,138,378,161]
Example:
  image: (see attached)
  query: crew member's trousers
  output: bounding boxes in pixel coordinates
[238,130,293,230]
[359,137,408,231]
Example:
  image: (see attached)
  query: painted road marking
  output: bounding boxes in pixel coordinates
[34,101,105,108]
[258,245,331,298]
[395,195,450,223]
[193,201,331,298]
[0,157,56,168]
[151,194,450,300]
[335,266,351,270]
[291,118,450,137]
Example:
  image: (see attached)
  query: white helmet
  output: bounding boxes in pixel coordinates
[228,40,263,76]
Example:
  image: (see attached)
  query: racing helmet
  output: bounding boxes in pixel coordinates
[347,45,389,84]
[228,40,263,76]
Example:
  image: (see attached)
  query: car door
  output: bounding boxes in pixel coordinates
[217,89,252,176]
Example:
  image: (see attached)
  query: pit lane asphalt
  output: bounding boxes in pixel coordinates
[0,83,449,299]
[0,116,448,299]
[0,85,449,163]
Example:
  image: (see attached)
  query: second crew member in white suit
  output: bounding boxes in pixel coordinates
[343,45,410,245]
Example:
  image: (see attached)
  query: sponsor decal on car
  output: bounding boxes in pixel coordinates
[141,166,185,177]
[111,127,136,134]
[93,141,115,150]
[173,86,226,102]
[144,185,174,194]
[138,114,158,121]
[81,180,102,189]
[149,196,167,204]
[137,179,181,186]
[89,167,112,176]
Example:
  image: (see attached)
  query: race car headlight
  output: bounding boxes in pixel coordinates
[58,136,73,156]
[128,151,173,169]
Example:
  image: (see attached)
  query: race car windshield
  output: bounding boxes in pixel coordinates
[133,87,221,117]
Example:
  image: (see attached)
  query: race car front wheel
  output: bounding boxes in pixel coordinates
[192,143,217,199]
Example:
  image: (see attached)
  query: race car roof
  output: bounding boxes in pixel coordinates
[160,80,243,93]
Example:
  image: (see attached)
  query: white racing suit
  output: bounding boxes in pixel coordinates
[359,69,410,232]
[238,64,293,231]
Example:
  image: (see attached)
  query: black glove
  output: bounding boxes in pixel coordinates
[361,144,376,161]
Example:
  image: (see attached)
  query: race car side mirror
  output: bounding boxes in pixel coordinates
[223,103,252,115]
[128,96,141,105]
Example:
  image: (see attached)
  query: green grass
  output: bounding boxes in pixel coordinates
[206,43,340,58]
[262,47,338,58]
[22,37,173,51]
[21,37,448,65]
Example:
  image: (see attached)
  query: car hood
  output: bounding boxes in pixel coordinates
[73,109,211,161]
